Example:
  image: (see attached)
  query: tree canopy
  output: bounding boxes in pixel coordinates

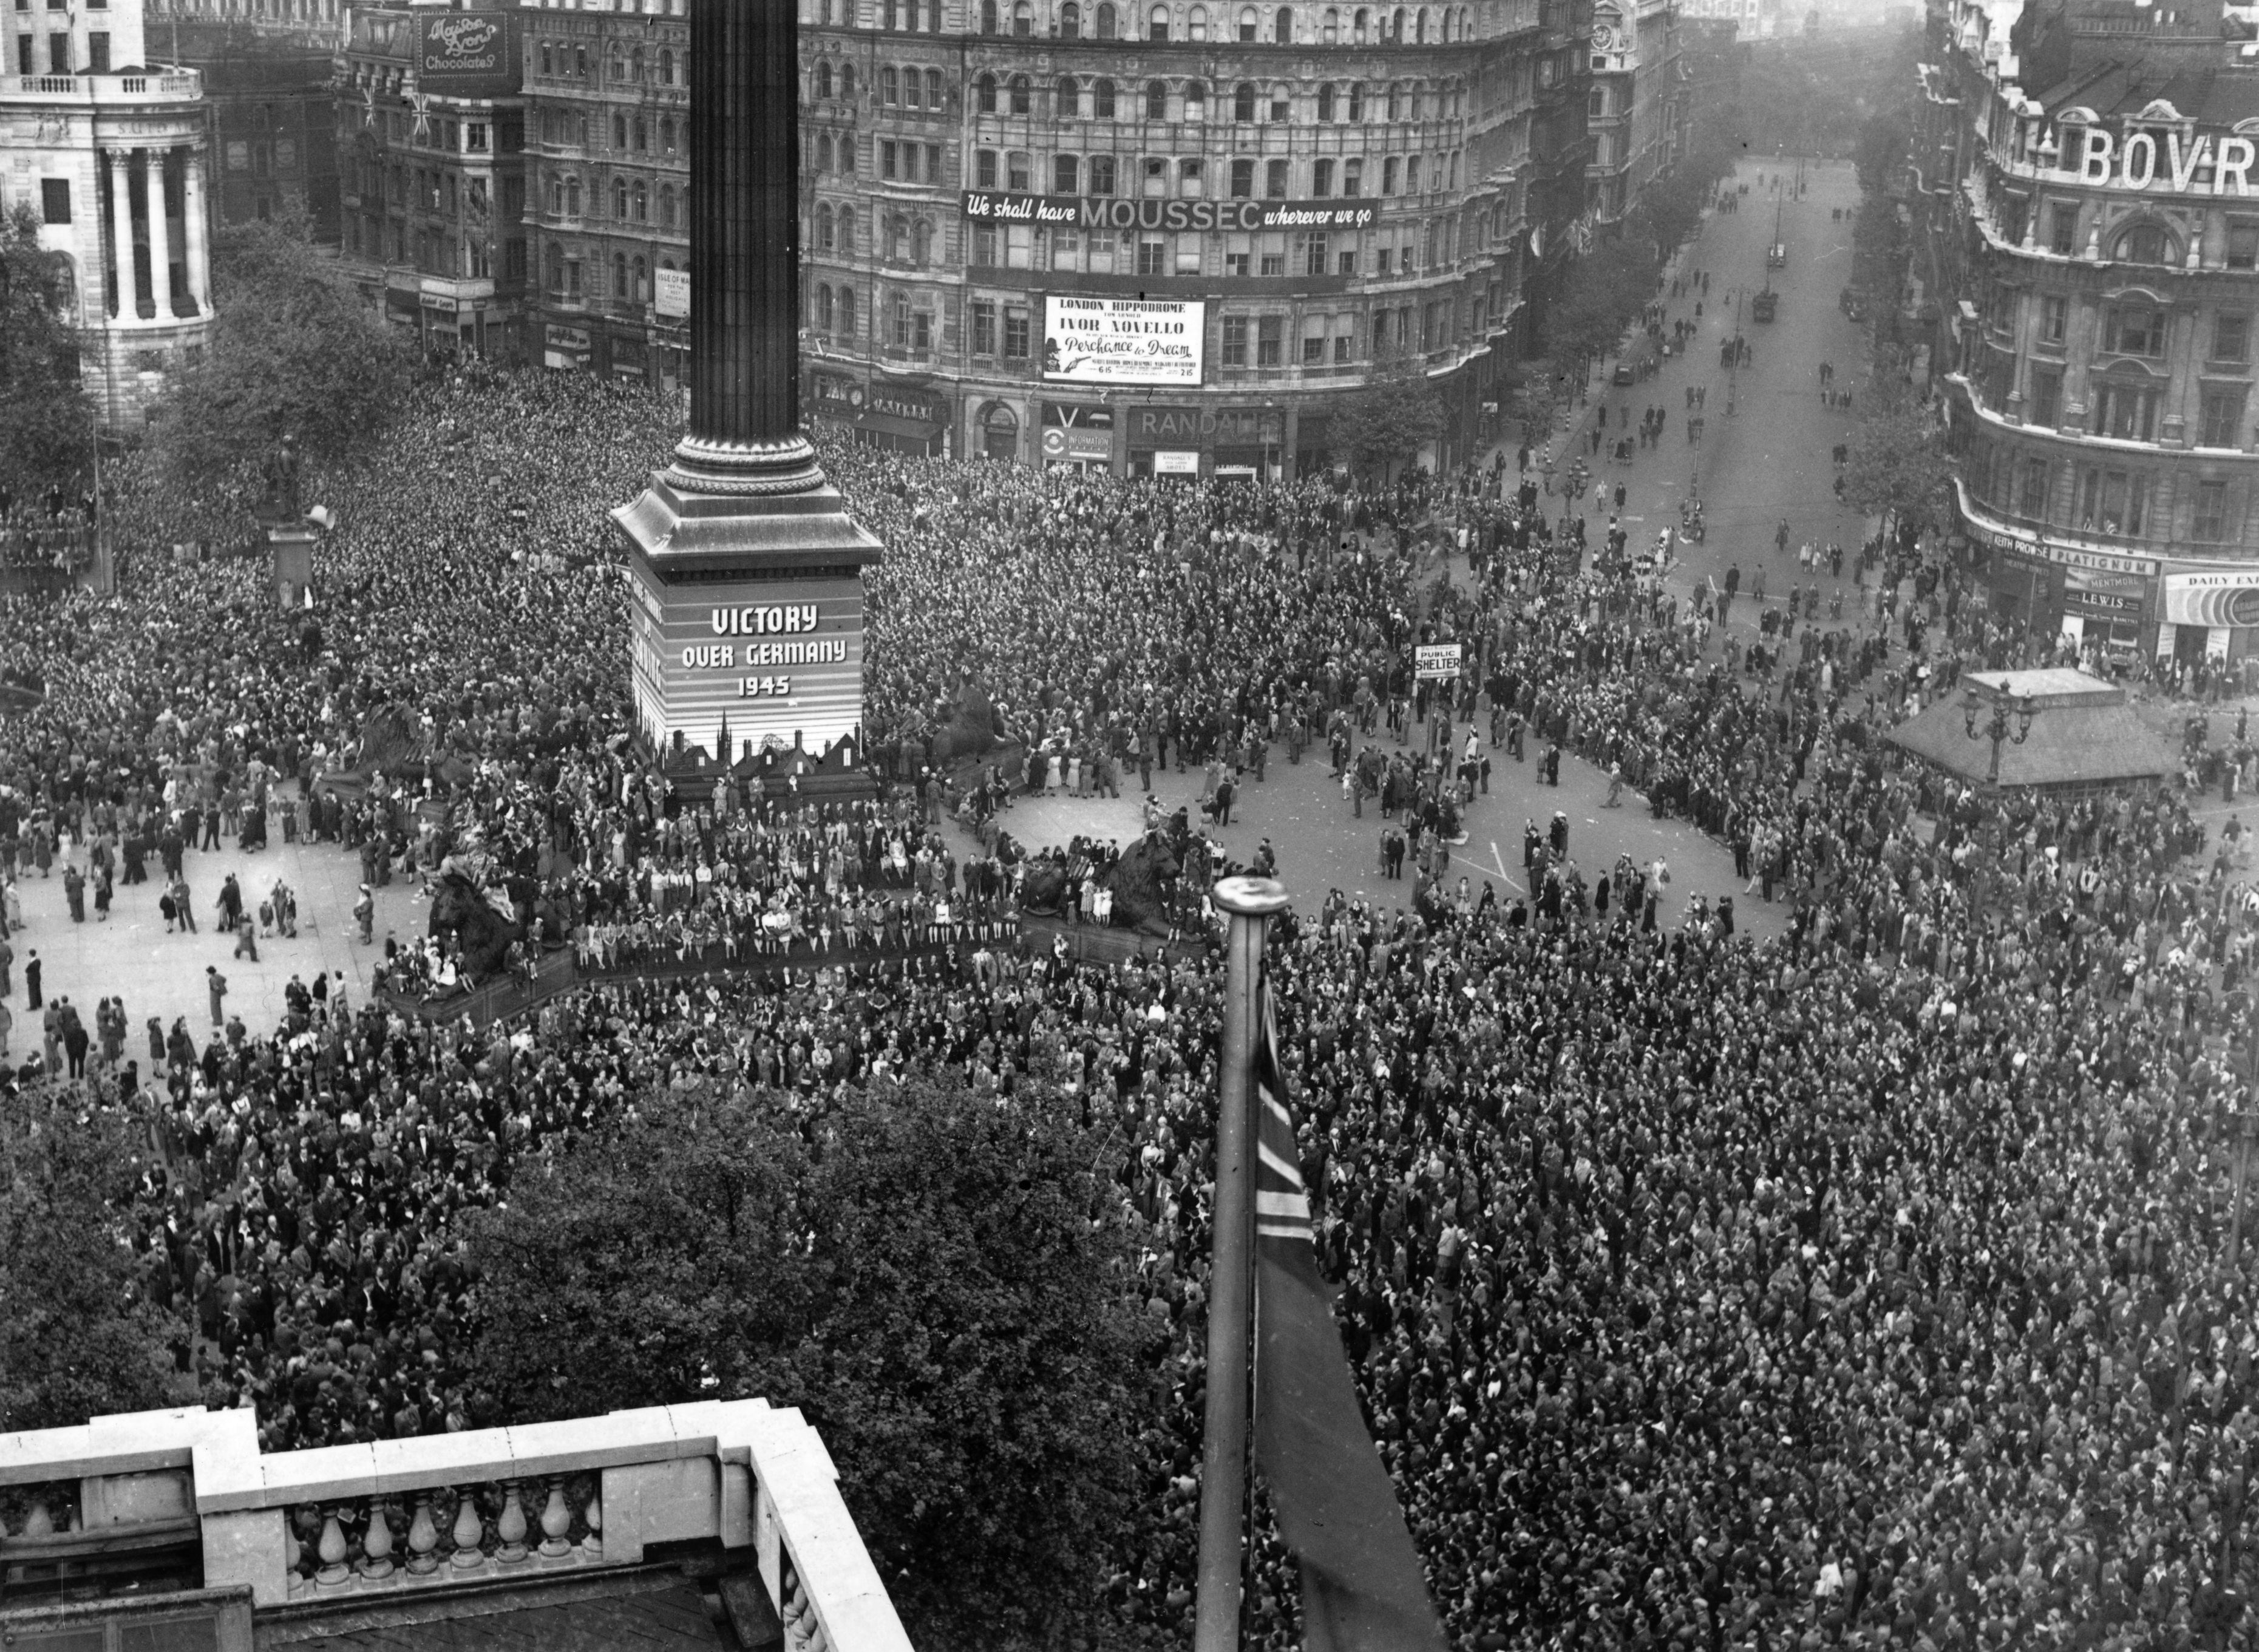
[148,212,412,515]
[0,1086,191,1432]
[461,1076,1157,1651]
[0,201,97,503]
[1840,369,1955,538]
[1327,357,1448,477]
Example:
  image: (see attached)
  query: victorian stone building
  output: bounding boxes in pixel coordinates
[1585,0,1686,226]
[1918,0,2259,666]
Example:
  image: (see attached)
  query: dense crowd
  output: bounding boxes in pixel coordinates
[6,349,2257,1652]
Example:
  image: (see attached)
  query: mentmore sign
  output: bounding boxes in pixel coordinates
[962,192,1380,233]
[2066,128,2259,194]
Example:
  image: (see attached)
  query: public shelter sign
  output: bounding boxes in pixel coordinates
[963,192,1379,233]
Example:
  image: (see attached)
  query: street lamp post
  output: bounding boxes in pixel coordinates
[1963,691,2036,787]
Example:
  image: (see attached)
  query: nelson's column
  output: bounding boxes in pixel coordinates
[613,0,885,796]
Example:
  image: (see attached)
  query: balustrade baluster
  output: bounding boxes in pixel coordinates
[406,1493,441,1575]
[580,1480,603,1560]
[22,1498,52,1537]
[536,1477,572,1559]
[315,1508,352,1586]
[360,1499,396,1580]
[496,1481,529,1563]
[450,1489,485,1569]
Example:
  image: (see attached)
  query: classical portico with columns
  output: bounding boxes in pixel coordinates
[2,0,212,427]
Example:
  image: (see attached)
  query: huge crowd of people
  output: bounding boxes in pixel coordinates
[5,326,2259,1652]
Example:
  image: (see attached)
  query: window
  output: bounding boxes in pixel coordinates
[1222,314,1249,364]
[1265,158,1288,197]
[633,180,648,222]
[1097,0,1118,33]
[976,73,997,112]
[982,0,999,27]
[2106,307,2164,357]
[1231,157,1254,197]
[1150,2,1169,35]
[2049,202,2078,256]
[972,299,997,353]
[1044,154,1073,193]
[2077,468,2150,535]
[2113,222,2170,265]
[1014,0,1033,31]
[660,49,674,83]
[2216,312,2251,363]
[818,132,834,172]
[1010,74,1030,114]
[1093,77,1116,117]
[1275,4,1292,38]
[1063,0,1082,32]
[1146,80,1167,119]
[2231,221,2259,271]
[1303,316,1326,364]
[2028,365,2060,428]
[1382,155,1399,194]
[1004,304,1031,356]
[1257,314,1282,365]
[1342,157,1363,197]
[2203,387,2248,449]
[1271,84,1289,121]
[882,140,899,179]
[837,209,855,251]
[2196,480,2232,540]
[46,30,64,70]
[1184,81,1206,120]
[2017,458,2048,518]
[2040,293,2067,345]
[1405,155,1421,192]
[1180,158,1203,195]
[881,66,900,103]
[1318,83,1336,121]
[817,284,836,334]
[1304,231,1328,274]
[2095,381,2159,442]
[976,149,998,187]
[973,224,999,263]
[541,41,554,73]
[1058,75,1081,115]
[839,288,857,335]
[39,177,67,224]
[1313,158,1333,195]
[1190,2,1208,35]
[1235,81,1257,121]
[1008,150,1031,190]
[1137,234,1166,274]
[85,30,104,69]
[1348,82,1364,121]
[1323,4,1338,37]
[1089,154,1117,193]
[928,69,945,107]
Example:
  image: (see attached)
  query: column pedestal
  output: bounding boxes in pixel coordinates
[267,523,317,611]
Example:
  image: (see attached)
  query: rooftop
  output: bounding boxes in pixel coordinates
[1885,670,2177,788]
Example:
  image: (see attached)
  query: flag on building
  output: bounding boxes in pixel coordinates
[1251,979,1449,1652]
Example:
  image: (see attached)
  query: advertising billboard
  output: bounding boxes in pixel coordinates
[653,267,689,319]
[1043,296,1204,388]
[627,572,867,763]
[416,13,517,95]
[962,192,1378,233]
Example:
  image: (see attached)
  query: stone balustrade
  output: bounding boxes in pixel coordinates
[0,69,204,102]
[0,1401,912,1652]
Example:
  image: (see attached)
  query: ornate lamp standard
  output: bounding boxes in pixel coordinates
[1963,691,2036,787]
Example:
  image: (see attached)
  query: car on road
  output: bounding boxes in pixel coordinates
[1767,242,1788,268]
[1611,362,1637,386]
[1752,290,1779,322]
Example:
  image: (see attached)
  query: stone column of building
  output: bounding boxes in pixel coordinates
[106,148,139,319]
[181,145,211,313]
[144,149,176,322]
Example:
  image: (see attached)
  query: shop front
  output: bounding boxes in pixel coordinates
[1039,402,1115,471]
[2161,573,2259,665]
[1958,498,2160,644]
[2058,568,2147,662]
[977,401,1022,462]
[608,333,648,381]
[1123,405,1279,480]
[806,371,863,440]
[543,323,592,372]
[856,389,948,457]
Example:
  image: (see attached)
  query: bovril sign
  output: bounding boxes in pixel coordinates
[2068,128,2258,194]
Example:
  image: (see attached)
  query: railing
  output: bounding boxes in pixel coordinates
[0,1402,914,1652]
[0,69,203,100]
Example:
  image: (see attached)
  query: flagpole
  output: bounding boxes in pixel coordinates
[1195,873,1292,1652]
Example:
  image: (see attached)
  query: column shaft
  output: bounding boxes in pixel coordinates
[145,149,177,322]
[106,148,138,319]
[181,148,211,312]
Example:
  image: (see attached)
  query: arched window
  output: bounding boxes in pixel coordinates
[547,175,562,214]
[1235,81,1256,121]
[2115,222,2173,264]
[817,283,835,332]
[1013,0,1033,30]
[1322,4,1337,37]
[545,243,563,290]
[633,255,648,300]
[837,208,855,252]
[566,174,582,214]
[1274,5,1291,38]
[1145,78,1167,118]
[613,112,628,149]
[1238,2,1257,34]
[614,177,629,217]
[976,72,997,111]
[1351,4,1367,39]
[613,251,628,296]
[1093,76,1116,115]
[881,65,899,102]
[1269,81,1289,119]
[660,184,676,227]
[608,45,624,80]
[980,0,997,28]
[1347,81,1364,121]
[659,47,673,82]
[1413,5,1425,39]
[1183,79,1206,118]
[1404,154,1420,191]
[1148,2,1169,36]
[1342,155,1362,194]
[886,214,905,259]
[817,203,835,249]
[1010,73,1031,113]
[1386,81,1401,120]
[817,60,834,98]
[841,64,856,98]
[926,69,943,106]
[1062,0,1081,30]
[1059,75,1081,114]
[631,44,644,79]
[838,287,856,335]
[1317,83,1335,120]
[903,67,922,108]
[913,219,933,262]
[1189,2,1207,36]
[1055,152,1080,190]
[1095,0,1117,32]
[633,180,648,220]
[817,132,834,171]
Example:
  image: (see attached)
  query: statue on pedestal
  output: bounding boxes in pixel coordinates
[260,434,302,523]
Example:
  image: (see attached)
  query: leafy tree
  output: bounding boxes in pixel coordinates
[461,1077,1156,1651]
[1547,253,1653,369]
[0,1087,191,1431]
[1327,356,1447,477]
[0,202,97,503]
[1840,375,1954,538]
[1855,106,1912,198]
[149,211,410,511]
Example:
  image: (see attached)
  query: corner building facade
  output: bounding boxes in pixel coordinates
[797,0,1591,472]
[1918,0,2259,667]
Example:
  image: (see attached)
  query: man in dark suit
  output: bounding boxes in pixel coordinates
[24,948,41,1010]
